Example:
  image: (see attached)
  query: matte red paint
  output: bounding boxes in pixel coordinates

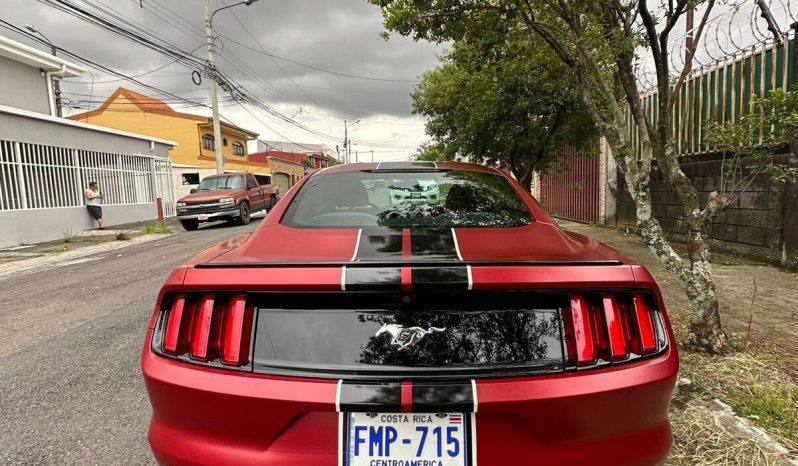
[142,162,679,466]
[401,380,412,413]
[401,228,412,290]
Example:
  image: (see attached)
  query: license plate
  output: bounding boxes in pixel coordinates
[197,214,208,221]
[411,192,422,198]
[341,412,471,466]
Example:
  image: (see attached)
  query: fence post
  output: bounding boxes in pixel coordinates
[72,149,83,206]
[791,23,798,87]
[156,197,164,224]
[148,156,157,204]
[12,142,28,210]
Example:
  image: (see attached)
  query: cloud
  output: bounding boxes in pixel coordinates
[1,0,441,159]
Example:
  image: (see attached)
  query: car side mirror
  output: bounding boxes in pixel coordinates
[190,188,197,194]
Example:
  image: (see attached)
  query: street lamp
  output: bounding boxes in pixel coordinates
[203,0,260,174]
[24,24,63,117]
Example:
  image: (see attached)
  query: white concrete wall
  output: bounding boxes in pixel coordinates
[0,203,157,248]
[0,56,50,114]
[172,166,217,200]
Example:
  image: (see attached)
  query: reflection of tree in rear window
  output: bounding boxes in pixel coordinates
[281,170,532,228]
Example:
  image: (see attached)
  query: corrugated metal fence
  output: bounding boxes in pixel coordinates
[539,143,600,223]
[0,139,175,216]
[628,32,795,157]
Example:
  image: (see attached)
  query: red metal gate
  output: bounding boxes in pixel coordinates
[538,143,600,223]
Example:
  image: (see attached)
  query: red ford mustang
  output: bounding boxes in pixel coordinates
[142,161,678,466]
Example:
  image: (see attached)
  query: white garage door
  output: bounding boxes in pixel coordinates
[273,172,290,195]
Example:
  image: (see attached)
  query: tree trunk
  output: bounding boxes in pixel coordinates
[682,210,727,352]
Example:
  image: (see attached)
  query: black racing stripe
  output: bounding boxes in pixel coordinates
[411,381,474,413]
[410,229,468,290]
[352,229,403,262]
[410,230,459,261]
[411,267,468,291]
[340,381,402,413]
[345,267,402,291]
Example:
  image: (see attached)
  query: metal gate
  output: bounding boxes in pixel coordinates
[538,143,600,223]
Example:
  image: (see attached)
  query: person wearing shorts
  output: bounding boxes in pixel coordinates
[85,181,104,229]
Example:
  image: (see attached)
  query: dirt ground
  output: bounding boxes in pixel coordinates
[560,221,798,373]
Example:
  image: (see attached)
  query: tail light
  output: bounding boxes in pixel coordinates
[562,292,667,368]
[153,293,255,368]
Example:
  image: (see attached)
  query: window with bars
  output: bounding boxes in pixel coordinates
[202,134,214,151]
[0,139,175,214]
[232,141,245,156]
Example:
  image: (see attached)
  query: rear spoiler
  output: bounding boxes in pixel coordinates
[194,259,622,268]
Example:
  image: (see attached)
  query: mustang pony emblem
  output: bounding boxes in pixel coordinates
[375,324,445,351]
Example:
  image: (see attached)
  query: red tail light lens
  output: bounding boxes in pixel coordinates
[601,294,628,360]
[153,294,255,368]
[632,293,657,354]
[163,294,186,354]
[220,295,254,366]
[563,294,596,366]
[190,295,215,360]
[562,292,666,368]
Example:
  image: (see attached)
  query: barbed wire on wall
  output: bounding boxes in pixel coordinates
[635,0,795,92]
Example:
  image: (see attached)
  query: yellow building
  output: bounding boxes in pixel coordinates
[68,87,262,198]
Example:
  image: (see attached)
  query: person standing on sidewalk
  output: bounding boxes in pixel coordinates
[84,181,105,229]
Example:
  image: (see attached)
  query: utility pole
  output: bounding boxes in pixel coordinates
[371,150,374,162]
[25,25,62,117]
[343,119,360,164]
[203,0,260,174]
[203,0,224,174]
[343,122,348,164]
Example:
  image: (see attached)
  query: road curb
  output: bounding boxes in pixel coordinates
[0,233,173,280]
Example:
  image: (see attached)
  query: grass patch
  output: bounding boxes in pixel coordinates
[680,351,798,448]
[671,308,798,450]
[668,404,783,465]
[140,221,170,235]
[41,245,69,254]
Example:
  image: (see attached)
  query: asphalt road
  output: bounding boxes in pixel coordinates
[0,217,263,465]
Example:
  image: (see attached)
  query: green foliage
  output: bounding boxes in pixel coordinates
[706,88,795,185]
[414,142,451,162]
[410,26,597,187]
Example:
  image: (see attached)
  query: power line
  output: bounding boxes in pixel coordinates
[219,33,421,84]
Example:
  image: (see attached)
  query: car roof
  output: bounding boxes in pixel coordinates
[311,161,505,177]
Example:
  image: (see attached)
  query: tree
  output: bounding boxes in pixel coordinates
[368,0,781,353]
[414,142,451,162]
[410,30,597,189]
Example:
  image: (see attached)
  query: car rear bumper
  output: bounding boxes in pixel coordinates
[142,333,678,466]
[177,207,240,221]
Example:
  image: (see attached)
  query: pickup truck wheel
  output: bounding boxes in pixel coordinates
[180,219,199,231]
[266,196,276,212]
[236,202,251,225]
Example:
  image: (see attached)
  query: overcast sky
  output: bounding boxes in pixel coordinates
[1,0,444,161]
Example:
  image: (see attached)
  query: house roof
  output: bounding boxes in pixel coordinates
[0,34,85,77]
[249,150,310,166]
[68,87,258,138]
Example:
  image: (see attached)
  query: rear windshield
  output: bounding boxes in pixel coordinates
[196,175,243,191]
[281,170,531,228]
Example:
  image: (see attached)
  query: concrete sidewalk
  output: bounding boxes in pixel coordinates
[558,219,798,372]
